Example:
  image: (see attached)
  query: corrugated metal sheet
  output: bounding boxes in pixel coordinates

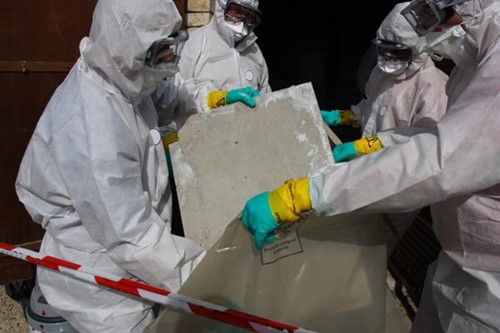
[388,207,441,320]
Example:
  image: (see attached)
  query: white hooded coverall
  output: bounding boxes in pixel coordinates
[177,0,271,111]
[15,0,205,332]
[310,0,500,331]
[353,2,448,139]
[352,2,449,255]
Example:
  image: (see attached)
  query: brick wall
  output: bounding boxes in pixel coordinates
[186,0,214,28]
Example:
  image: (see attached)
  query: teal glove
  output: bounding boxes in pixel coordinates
[241,178,311,250]
[162,132,179,177]
[241,192,278,250]
[333,142,357,162]
[165,150,173,176]
[333,136,384,162]
[320,110,341,127]
[226,87,260,108]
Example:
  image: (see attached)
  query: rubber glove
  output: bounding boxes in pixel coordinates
[320,109,359,127]
[320,110,342,127]
[333,136,383,162]
[241,177,311,250]
[162,131,179,175]
[207,87,260,109]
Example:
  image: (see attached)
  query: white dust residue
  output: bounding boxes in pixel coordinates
[172,149,196,206]
[208,106,238,117]
[296,132,308,143]
[299,99,335,165]
[260,87,289,108]
[295,130,323,171]
[293,102,333,170]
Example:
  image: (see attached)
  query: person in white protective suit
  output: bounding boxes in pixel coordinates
[14,0,206,332]
[177,0,271,111]
[240,0,500,332]
[323,2,449,255]
[159,0,269,177]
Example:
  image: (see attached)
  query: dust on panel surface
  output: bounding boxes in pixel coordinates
[170,82,332,249]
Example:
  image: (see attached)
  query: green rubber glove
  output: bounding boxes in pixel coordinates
[162,132,178,176]
[165,150,173,176]
[207,87,260,109]
[321,109,360,127]
[320,110,342,127]
[333,136,383,162]
[226,87,260,108]
[241,178,311,250]
[241,192,278,250]
[333,141,358,162]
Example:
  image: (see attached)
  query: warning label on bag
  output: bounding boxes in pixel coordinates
[260,215,308,265]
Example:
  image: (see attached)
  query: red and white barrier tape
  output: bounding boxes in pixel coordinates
[0,242,316,333]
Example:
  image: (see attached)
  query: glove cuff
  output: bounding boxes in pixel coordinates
[162,132,179,151]
[339,110,360,126]
[353,136,383,155]
[293,177,312,212]
[268,177,311,223]
[207,91,228,109]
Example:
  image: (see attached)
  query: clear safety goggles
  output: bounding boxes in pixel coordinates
[372,39,413,63]
[401,0,462,36]
[224,0,262,30]
[145,30,189,69]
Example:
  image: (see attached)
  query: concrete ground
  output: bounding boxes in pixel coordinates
[1,272,413,332]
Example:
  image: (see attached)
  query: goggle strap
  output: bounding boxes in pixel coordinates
[435,0,468,10]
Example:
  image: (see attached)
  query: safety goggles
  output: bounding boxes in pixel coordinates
[145,30,189,69]
[224,0,262,30]
[401,0,464,36]
[372,39,413,63]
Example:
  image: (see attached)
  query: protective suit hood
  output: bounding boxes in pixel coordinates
[376,2,429,80]
[455,0,500,66]
[214,0,259,50]
[216,0,260,14]
[80,0,182,102]
[454,0,496,22]
[423,0,496,66]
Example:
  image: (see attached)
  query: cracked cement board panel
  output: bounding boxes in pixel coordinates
[170,82,333,250]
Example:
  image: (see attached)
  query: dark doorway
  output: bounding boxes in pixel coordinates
[255,2,402,141]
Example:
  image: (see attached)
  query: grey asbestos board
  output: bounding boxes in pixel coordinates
[170,82,333,250]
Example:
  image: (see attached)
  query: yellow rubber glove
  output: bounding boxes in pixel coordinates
[268,177,312,223]
[241,177,311,250]
[321,109,360,127]
[162,132,179,149]
[207,91,229,109]
[352,136,383,155]
[333,136,384,162]
[339,109,360,127]
[162,132,178,176]
[207,87,260,109]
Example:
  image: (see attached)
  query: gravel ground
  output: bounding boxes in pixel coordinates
[0,285,29,332]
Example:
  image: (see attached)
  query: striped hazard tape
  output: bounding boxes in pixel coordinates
[0,242,316,333]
